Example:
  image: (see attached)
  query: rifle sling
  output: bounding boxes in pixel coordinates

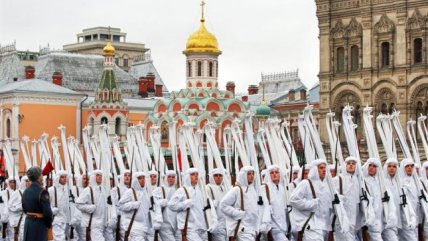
[125,188,138,237]
[300,179,316,233]
[87,187,94,241]
[232,185,244,240]
[182,187,190,237]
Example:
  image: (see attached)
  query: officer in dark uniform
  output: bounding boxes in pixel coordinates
[22,167,53,241]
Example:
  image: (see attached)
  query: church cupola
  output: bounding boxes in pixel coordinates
[184,0,221,91]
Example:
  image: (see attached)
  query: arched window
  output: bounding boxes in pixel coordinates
[215,61,218,77]
[414,38,423,64]
[381,103,388,114]
[197,61,202,77]
[388,103,395,114]
[115,117,121,135]
[187,61,192,77]
[6,118,10,138]
[101,117,108,125]
[90,117,95,135]
[336,47,345,73]
[381,42,390,68]
[209,62,213,77]
[350,45,359,71]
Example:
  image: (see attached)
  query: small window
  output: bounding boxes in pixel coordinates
[85,35,91,41]
[381,42,390,68]
[350,45,359,71]
[123,58,128,67]
[336,47,345,73]
[6,119,11,138]
[188,62,192,77]
[197,61,202,77]
[113,35,120,42]
[90,118,95,135]
[115,117,121,135]
[115,57,119,66]
[414,38,423,64]
[101,117,108,125]
[209,62,213,77]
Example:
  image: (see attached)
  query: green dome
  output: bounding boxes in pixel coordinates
[256,103,271,116]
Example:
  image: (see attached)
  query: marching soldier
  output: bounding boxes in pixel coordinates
[22,166,53,241]
[8,176,30,241]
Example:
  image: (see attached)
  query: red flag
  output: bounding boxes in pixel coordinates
[177,149,182,171]
[42,160,54,176]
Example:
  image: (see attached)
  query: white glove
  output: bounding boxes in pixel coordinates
[132,201,141,209]
[236,210,245,220]
[86,205,96,214]
[183,199,194,209]
[259,222,270,233]
[311,198,320,211]
[159,199,168,207]
[107,218,117,229]
[52,207,59,216]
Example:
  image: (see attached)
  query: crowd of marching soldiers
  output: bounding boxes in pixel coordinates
[0,156,428,241]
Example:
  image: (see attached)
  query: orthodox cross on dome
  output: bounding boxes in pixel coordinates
[201,0,206,22]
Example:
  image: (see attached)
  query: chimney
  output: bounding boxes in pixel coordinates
[226,81,236,95]
[241,95,248,102]
[289,89,295,101]
[155,84,163,97]
[248,85,259,95]
[52,72,63,86]
[300,89,307,100]
[146,73,155,92]
[25,66,35,79]
[138,77,148,98]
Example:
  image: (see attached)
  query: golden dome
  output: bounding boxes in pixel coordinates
[184,19,221,54]
[103,41,115,56]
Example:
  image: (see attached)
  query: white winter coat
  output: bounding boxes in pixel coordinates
[118,171,152,234]
[219,166,260,237]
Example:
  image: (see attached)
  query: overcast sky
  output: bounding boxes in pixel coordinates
[0,0,319,93]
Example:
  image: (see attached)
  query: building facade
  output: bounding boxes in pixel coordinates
[316,0,428,142]
[63,26,148,72]
[144,6,249,147]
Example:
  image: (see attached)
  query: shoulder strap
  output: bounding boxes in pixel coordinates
[264,184,270,204]
[292,182,297,188]
[88,187,95,233]
[339,176,343,195]
[161,187,166,199]
[421,180,428,193]
[232,185,244,239]
[117,187,121,200]
[183,187,190,235]
[209,186,215,200]
[300,180,316,233]
[76,186,79,197]
[364,181,371,196]
[54,186,58,207]
[7,190,9,200]
[307,179,316,198]
[126,188,138,235]
[19,190,22,198]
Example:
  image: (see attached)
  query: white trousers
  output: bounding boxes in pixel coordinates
[211,231,227,241]
[236,230,256,241]
[398,227,418,241]
[367,230,383,241]
[52,222,67,241]
[186,229,208,241]
[90,227,105,241]
[159,226,180,241]
[104,227,115,241]
[303,229,328,241]
[381,227,398,241]
[271,230,289,241]
[127,231,149,241]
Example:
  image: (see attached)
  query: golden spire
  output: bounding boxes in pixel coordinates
[201,0,206,22]
[183,0,221,54]
[103,26,115,56]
